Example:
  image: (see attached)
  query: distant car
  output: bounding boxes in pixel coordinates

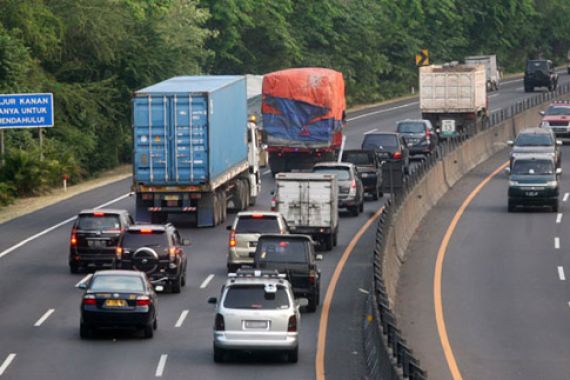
[78,270,158,339]
[115,223,189,293]
[226,211,289,273]
[508,154,561,212]
[341,149,383,200]
[254,234,321,312]
[69,209,134,274]
[208,269,302,363]
[508,127,561,168]
[361,132,410,175]
[524,59,558,92]
[312,162,364,216]
[540,101,570,139]
[396,119,438,156]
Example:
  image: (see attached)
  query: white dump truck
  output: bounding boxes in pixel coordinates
[271,172,338,251]
[465,55,500,91]
[419,64,488,137]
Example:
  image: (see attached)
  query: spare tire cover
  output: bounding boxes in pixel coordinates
[133,247,159,273]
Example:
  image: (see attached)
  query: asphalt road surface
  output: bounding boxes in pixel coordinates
[0,73,567,379]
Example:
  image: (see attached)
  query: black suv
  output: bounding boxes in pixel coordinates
[115,224,189,293]
[524,59,558,92]
[253,234,321,312]
[341,149,383,200]
[69,209,134,274]
[361,132,410,175]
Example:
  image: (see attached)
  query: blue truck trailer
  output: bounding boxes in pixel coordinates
[132,76,261,227]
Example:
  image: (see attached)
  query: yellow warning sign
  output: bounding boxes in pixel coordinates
[416,49,429,66]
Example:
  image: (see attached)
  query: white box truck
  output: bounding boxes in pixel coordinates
[465,55,500,91]
[271,172,339,251]
[419,64,488,137]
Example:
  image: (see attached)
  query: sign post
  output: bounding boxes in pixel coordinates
[0,130,4,167]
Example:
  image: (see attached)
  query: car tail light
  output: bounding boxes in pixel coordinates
[425,128,431,138]
[214,313,225,331]
[270,196,277,211]
[309,270,317,285]
[115,246,123,259]
[93,212,105,217]
[140,228,153,234]
[136,296,151,306]
[70,229,77,246]
[229,230,236,248]
[169,247,177,261]
[351,179,357,189]
[83,295,96,305]
[287,315,297,332]
[251,214,265,219]
[393,151,402,159]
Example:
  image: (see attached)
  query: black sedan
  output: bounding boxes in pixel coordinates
[78,270,158,339]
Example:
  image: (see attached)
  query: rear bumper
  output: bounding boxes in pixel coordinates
[228,247,255,266]
[82,310,153,328]
[214,332,298,350]
[70,251,116,267]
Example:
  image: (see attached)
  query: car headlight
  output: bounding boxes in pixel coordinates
[546,180,558,187]
[509,180,519,187]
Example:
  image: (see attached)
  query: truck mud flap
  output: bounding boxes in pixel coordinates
[197,192,215,227]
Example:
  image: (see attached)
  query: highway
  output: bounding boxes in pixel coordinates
[0,74,566,379]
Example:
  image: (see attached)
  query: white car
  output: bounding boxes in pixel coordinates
[208,269,304,363]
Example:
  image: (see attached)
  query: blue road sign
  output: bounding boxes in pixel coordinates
[0,93,54,129]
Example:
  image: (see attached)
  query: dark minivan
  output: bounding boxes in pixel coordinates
[361,132,410,174]
[396,119,438,156]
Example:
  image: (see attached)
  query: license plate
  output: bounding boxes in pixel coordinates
[87,240,106,248]
[526,191,538,196]
[245,320,268,329]
[164,195,179,201]
[105,299,127,307]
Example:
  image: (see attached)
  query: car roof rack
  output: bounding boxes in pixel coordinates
[228,269,287,279]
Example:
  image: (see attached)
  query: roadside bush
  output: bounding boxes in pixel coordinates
[0,182,16,207]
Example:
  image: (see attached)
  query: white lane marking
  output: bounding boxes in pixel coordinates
[155,354,168,377]
[557,213,563,224]
[174,310,189,328]
[200,274,215,289]
[75,274,93,288]
[0,193,131,259]
[558,266,566,281]
[564,193,569,202]
[555,237,560,250]
[364,128,377,134]
[34,308,55,327]
[357,288,369,295]
[0,354,16,376]
[347,101,418,122]
[262,169,271,176]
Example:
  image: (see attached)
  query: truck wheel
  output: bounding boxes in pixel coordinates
[324,234,333,251]
[333,229,338,247]
[231,181,245,212]
[524,85,532,93]
[243,181,250,210]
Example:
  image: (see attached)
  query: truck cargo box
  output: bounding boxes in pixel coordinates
[262,68,345,149]
[465,55,499,91]
[419,65,486,113]
[133,76,248,188]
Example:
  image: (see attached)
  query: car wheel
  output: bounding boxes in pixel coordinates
[79,323,91,339]
[552,200,559,213]
[227,264,239,273]
[213,345,225,363]
[349,206,359,217]
[524,85,532,93]
[171,276,182,294]
[307,289,319,312]
[508,200,516,213]
[153,317,158,330]
[181,273,186,287]
[287,347,299,363]
[143,324,154,339]
[70,263,80,274]
[359,201,364,213]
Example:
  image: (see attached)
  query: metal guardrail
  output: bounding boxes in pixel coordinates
[367,81,570,379]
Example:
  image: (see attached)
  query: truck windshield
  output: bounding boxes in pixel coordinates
[397,122,425,134]
[545,106,570,116]
[512,160,554,175]
[515,134,552,147]
[312,167,351,180]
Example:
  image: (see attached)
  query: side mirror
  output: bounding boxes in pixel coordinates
[557,140,563,146]
[506,140,514,146]
[226,225,232,231]
[77,282,88,290]
[316,254,323,261]
[295,298,309,308]
[504,167,511,175]
[182,239,191,246]
[539,111,545,116]
[208,297,217,305]
[556,168,562,175]
[155,285,165,292]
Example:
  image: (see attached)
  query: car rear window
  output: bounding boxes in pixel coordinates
[235,216,280,234]
[312,166,351,180]
[545,106,570,116]
[397,122,426,134]
[90,275,145,292]
[515,133,553,147]
[512,159,554,175]
[223,285,290,309]
[256,239,309,263]
[362,134,399,149]
[343,152,373,165]
[122,231,168,248]
[77,214,120,230]
[527,61,547,73]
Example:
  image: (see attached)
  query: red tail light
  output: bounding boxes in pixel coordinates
[214,313,225,331]
[93,212,105,217]
[139,228,154,234]
[392,151,402,159]
[229,230,236,248]
[287,315,297,332]
[70,229,77,246]
[425,128,431,138]
[270,196,277,211]
[309,270,316,285]
[83,296,96,305]
[136,296,151,306]
[351,179,356,189]
[251,214,265,219]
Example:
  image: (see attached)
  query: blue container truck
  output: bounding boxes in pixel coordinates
[132,76,262,227]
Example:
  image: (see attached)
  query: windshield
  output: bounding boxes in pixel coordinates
[312,167,351,180]
[256,239,309,263]
[235,216,280,234]
[223,285,290,309]
[397,122,426,134]
[362,134,399,148]
[515,133,552,147]
[512,159,554,175]
[122,231,168,248]
[527,61,548,73]
[545,106,570,116]
[90,275,145,292]
[77,215,120,231]
[343,152,373,165]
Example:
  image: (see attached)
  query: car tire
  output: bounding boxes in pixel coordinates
[213,345,225,363]
[524,85,532,93]
[227,264,239,273]
[153,317,158,330]
[508,200,516,213]
[70,263,80,274]
[287,347,299,363]
[359,201,364,213]
[552,200,559,213]
[171,276,182,294]
[307,288,319,312]
[143,324,154,339]
[79,323,91,339]
[349,206,359,217]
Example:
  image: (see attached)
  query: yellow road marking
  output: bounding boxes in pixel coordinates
[434,161,508,380]
[316,207,384,380]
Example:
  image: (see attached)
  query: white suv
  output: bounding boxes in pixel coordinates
[226,211,289,272]
[208,269,303,363]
